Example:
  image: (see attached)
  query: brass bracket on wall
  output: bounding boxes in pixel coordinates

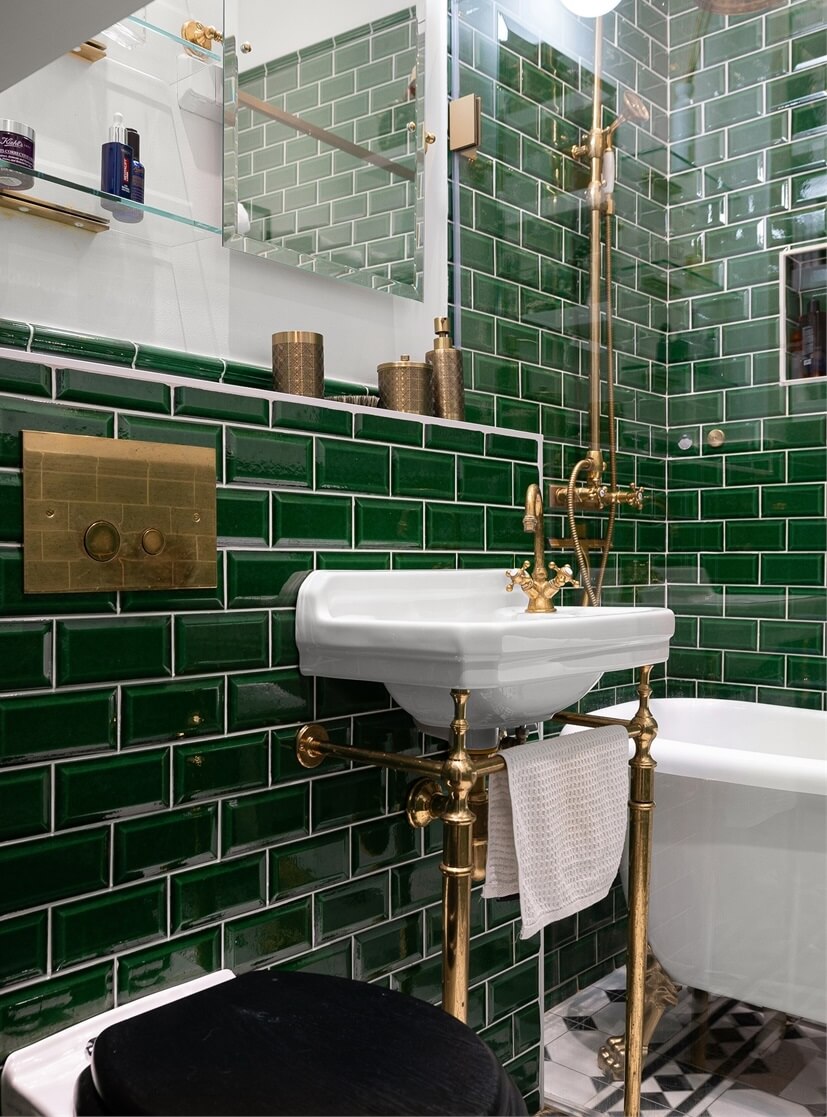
[449,94,481,161]
[22,431,217,593]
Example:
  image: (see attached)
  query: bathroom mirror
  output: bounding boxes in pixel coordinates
[223,0,440,301]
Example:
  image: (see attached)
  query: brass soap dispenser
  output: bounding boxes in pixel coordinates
[426,317,465,421]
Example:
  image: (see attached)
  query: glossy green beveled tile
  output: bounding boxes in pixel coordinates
[222,784,308,856]
[31,326,134,366]
[668,521,722,552]
[271,830,349,899]
[762,484,824,517]
[354,913,423,980]
[271,610,298,667]
[315,674,388,719]
[225,897,312,970]
[226,427,311,487]
[315,875,389,943]
[765,415,826,450]
[485,432,537,463]
[698,617,757,652]
[312,767,384,833]
[228,668,312,731]
[280,939,352,980]
[316,438,389,494]
[0,399,114,467]
[118,928,220,1002]
[456,456,513,506]
[273,398,352,437]
[122,678,222,747]
[175,385,269,426]
[175,612,268,674]
[488,957,539,1022]
[217,489,269,545]
[0,767,49,841]
[53,881,166,969]
[789,449,827,483]
[725,452,786,487]
[668,648,723,682]
[56,750,168,828]
[0,470,22,542]
[0,687,115,765]
[227,550,311,607]
[764,554,822,589]
[391,852,441,915]
[354,412,422,446]
[0,962,113,1062]
[0,620,50,687]
[667,391,723,427]
[726,519,785,552]
[423,423,484,456]
[135,345,223,382]
[700,553,759,584]
[118,415,220,477]
[787,654,827,691]
[0,829,108,916]
[723,651,785,687]
[668,457,723,489]
[354,497,422,548]
[0,357,50,397]
[352,814,418,876]
[174,733,268,803]
[0,911,47,987]
[171,853,265,931]
[57,617,171,685]
[698,420,760,456]
[760,619,823,656]
[0,318,30,350]
[701,486,759,519]
[273,491,351,546]
[391,448,455,500]
[757,686,823,711]
[790,517,827,552]
[788,379,827,416]
[56,369,169,415]
[789,587,827,622]
[425,503,485,550]
[114,804,217,883]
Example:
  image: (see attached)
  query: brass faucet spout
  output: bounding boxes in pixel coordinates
[523,483,546,580]
[507,485,579,613]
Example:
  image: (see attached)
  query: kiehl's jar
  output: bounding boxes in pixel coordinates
[0,120,35,191]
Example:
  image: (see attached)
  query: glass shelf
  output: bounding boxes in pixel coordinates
[123,15,221,66]
[0,161,220,246]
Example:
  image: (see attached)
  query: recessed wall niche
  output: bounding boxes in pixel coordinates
[781,242,827,382]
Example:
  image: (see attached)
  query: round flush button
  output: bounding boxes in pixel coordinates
[84,520,121,562]
[141,528,166,556]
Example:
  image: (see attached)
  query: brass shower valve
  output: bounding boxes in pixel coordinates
[552,480,645,511]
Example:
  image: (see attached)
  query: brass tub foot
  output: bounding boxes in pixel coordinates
[598,949,680,1081]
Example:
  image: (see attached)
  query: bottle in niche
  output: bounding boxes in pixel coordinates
[100,112,132,218]
[121,127,145,224]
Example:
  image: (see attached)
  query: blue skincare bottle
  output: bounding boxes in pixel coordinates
[100,112,132,217]
[121,127,145,224]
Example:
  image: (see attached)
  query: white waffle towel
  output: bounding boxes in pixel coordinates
[483,726,629,939]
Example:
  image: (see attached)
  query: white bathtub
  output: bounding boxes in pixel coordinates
[567,698,827,1025]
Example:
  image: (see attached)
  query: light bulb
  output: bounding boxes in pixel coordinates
[559,0,623,15]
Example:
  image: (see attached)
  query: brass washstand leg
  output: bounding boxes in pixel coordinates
[622,665,658,1116]
[440,689,477,1022]
[598,947,680,1079]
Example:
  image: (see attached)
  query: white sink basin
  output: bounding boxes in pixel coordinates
[296,569,674,745]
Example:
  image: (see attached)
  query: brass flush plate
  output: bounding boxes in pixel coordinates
[23,431,217,593]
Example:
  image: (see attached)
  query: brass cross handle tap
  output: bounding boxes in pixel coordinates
[506,561,580,614]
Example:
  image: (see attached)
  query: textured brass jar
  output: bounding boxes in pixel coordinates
[272,331,324,397]
[426,316,465,421]
[377,355,434,415]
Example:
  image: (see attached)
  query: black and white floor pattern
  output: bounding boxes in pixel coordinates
[543,967,826,1117]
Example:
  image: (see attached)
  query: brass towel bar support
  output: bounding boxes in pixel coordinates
[290,664,657,1116]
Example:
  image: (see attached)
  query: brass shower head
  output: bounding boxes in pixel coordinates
[621,90,650,124]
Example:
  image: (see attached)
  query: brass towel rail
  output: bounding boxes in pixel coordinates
[287,665,658,1117]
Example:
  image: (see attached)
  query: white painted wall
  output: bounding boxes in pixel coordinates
[0,0,447,385]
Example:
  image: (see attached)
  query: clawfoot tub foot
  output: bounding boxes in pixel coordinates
[598,948,681,1081]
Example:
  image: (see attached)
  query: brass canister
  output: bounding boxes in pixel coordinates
[426,316,465,421]
[377,355,434,415]
[272,331,324,397]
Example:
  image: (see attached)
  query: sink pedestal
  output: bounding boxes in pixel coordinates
[291,664,660,1117]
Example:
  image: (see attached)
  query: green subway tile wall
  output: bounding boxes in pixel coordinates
[0,345,545,1099]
